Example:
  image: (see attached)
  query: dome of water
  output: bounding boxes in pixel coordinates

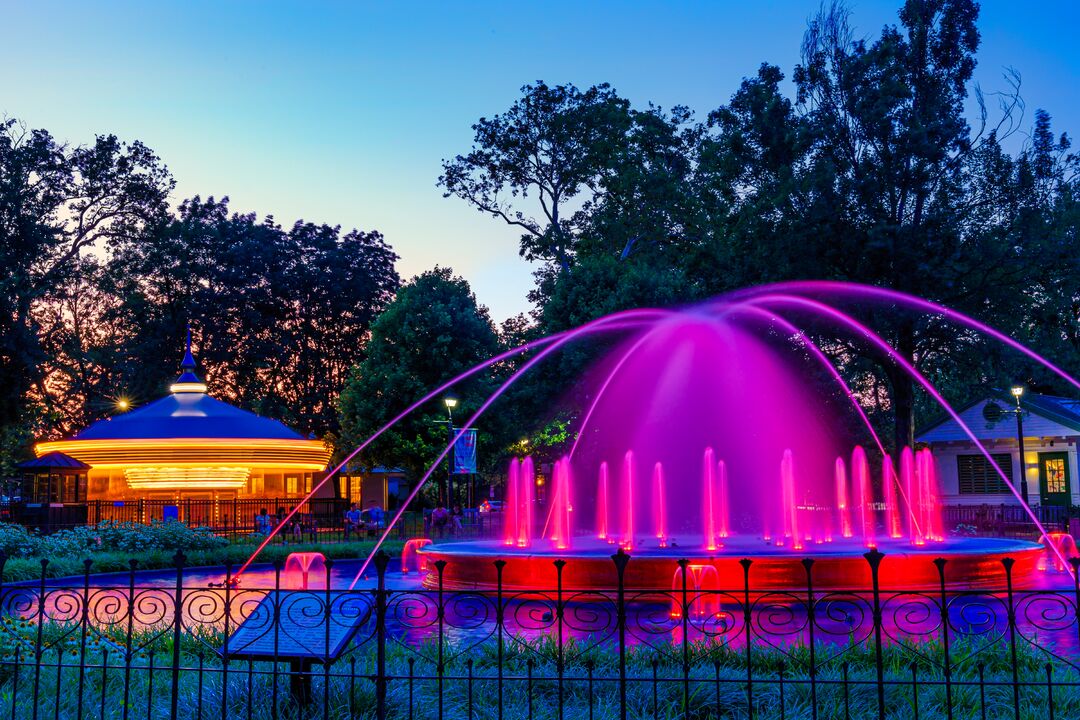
[235,282,1066,592]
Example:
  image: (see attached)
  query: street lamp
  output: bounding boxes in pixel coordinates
[442,394,459,507]
[1011,385,1030,505]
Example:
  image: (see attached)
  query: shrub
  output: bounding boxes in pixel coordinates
[0,520,228,560]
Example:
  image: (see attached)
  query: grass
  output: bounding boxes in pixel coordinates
[0,616,1076,719]
[0,538,404,583]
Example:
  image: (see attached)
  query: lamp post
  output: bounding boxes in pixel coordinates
[443,394,458,508]
[1011,385,1030,506]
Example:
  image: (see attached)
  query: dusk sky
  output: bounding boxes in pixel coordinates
[4,0,1079,321]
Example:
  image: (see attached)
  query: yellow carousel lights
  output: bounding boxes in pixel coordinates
[34,332,331,497]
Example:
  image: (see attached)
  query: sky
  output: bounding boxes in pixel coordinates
[3,1,1079,322]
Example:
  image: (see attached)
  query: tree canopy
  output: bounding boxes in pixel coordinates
[0,122,399,471]
[337,268,502,492]
[441,0,1080,453]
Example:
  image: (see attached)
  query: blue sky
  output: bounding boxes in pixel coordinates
[4,1,1078,321]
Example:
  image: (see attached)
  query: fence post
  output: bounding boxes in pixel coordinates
[740,558,754,720]
[678,557,690,714]
[323,556,334,713]
[494,559,506,720]
[802,558,817,720]
[78,558,91,719]
[170,551,187,720]
[611,548,630,720]
[864,549,886,720]
[374,550,390,720]
[1071,558,1080,655]
[435,559,447,720]
[933,558,954,720]
[1003,557,1020,720]
[554,558,566,720]
[221,562,233,720]
[31,559,48,720]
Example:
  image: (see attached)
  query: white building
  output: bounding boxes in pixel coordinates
[917,391,1080,509]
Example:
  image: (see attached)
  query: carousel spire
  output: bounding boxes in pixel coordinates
[170,324,207,394]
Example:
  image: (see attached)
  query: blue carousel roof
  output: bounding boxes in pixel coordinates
[74,393,306,441]
[72,333,306,442]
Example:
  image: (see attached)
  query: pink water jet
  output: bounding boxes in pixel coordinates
[882,454,902,539]
[517,457,535,548]
[917,448,944,542]
[670,563,721,621]
[549,457,573,550]
[717,459,730,540]
[401,538,432,575]
[780,449,803,550]
[282,552,326,591]
[852,446,875,549]
[596,461,610,542]
[652,462,668,547]
[503,458,520,547]
[901,447,925,546]
[703,448,720,551]
[620,450,635,548]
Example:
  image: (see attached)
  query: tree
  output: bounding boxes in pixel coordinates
[443,0,1080,453]
[0,118,172,468]
[779,0,1051,449]
[439,82,633,272]
[337,268,501,496]
[105,196,399,439]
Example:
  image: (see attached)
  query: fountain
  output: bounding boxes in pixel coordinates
[416,311,1045,592]
[282,552,327,591]
[232,283,1067,595]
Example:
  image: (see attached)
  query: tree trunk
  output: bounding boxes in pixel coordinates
[887,320,917,453]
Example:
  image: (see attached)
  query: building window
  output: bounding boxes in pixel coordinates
[957,453,1013,495]
[1045,457,1067,493]
[286,476,298,496]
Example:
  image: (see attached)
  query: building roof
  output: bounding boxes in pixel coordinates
[72,393,307,441]
[17,451,91,471]
[917,390,1080,443]
[67,335,306,442]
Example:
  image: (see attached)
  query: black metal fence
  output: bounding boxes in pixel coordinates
[1,549,1079,719]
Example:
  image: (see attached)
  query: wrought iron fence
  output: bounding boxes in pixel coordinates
[1,549,1079,719]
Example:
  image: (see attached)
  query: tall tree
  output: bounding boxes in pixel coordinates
[105,197,399,439]
[337,268,501,492]
[0,119,172,469]
[439,82,633,272]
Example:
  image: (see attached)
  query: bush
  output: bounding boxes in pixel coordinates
[0,520,228,560]
[0,523,38,558]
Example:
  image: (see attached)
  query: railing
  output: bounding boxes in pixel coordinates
[1,550,1079,719]
[942,503,1075,537]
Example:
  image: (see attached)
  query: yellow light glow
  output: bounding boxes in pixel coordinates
[124,466,250,489]
[35,438,331,471]
[170,381,209,393]
[116,399,130,411]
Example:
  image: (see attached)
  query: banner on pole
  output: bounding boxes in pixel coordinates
[453,428,478,474]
